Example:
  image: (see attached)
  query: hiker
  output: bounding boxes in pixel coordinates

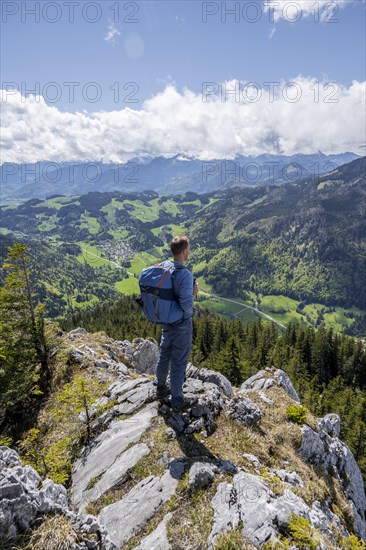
[153,235,199,412]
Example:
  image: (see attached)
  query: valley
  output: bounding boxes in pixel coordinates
[1,157,365,336]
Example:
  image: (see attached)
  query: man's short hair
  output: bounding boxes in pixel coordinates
[171,235,189,256]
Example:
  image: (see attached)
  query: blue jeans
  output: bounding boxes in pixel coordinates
[155,317,193,408]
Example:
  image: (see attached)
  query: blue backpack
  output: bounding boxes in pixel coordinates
[137,260,187,326]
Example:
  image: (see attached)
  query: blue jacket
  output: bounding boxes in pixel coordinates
[172,259,194,319]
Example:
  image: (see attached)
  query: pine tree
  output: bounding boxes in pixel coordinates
[0,243,49,435]
[214,334,243,386]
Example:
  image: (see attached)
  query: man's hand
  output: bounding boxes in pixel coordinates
[193,281,199,298]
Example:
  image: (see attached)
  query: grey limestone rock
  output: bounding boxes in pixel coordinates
[186,362,233,397]
[242,453,261,469]
[0,446,116,549]
[226,395,263,426]
[189,462,217,489]
[98,469,179,548]
[78,443,151,512]
[131,512,173,550]
[271,469,304,487]
[318,413,341,437]
[131,338,160,374]
[161,377,225,437]
[71,403,158,509]
[207,470,351,548]
[89,378,155,430]
[240,367,300,403]
[69,327,88,339]
[259,392,275,405]
[298,424,366,540]
[94,358,129,377]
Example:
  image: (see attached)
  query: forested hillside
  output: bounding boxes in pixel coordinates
[0,157,365,334]
[187,157,366,309]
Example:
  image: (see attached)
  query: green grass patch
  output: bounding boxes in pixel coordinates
[192,259,208,273]
[129,251,164,274]
[122,199,160,222]
[108,228,129,239]
[38,213,59,232]
[34,196,80,210]
[150,197,181,216]
[115,276,139,294]
[71,295,99,308]
[75,243,112,267]
[80,215,100,235]
[259,295,305,325]
[43,281,63,296]
[150,223,187,237]
[246,194,268,208]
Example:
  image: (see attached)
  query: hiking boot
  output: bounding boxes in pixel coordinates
[155,384,171,400]
[172,396,191,413]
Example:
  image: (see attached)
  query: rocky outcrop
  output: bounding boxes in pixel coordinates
[299,422,366,540]
[189,462,217,490]
[318,413,341,437]
[240,366,300,403]
[0,446,116,549]
[207,470,349,548]
[186,362,233,397]
[131,512,173,550]
[2,330,365,549]
[116,337,159,375]
[159,377,226,436]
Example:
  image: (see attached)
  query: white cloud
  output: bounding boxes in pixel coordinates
[1,76,365,163]
[263,0,352,24]
[104,21,121,44]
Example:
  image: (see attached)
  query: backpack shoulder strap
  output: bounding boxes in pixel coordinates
[171,264,190,297]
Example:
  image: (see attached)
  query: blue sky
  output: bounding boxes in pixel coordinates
[1,1,365,161]
[2,0,365,111]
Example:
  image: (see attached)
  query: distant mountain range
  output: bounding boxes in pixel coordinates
[0,152,360,204]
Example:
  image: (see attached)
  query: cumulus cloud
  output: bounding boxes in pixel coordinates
[0,77,365,163]
[263,0,353,24]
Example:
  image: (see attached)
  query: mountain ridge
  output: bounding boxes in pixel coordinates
[0,152,360,204]
[1,325,365,549]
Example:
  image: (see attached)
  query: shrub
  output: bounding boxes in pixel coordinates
[287,513,320,550]
[286,405,308,424]
[341,534,366,549]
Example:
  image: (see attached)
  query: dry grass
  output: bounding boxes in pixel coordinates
[213,525,256,550]
[12,514,91,550]
[165,471,229,550]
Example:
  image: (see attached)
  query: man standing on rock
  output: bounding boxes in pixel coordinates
[153,235,199,412]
